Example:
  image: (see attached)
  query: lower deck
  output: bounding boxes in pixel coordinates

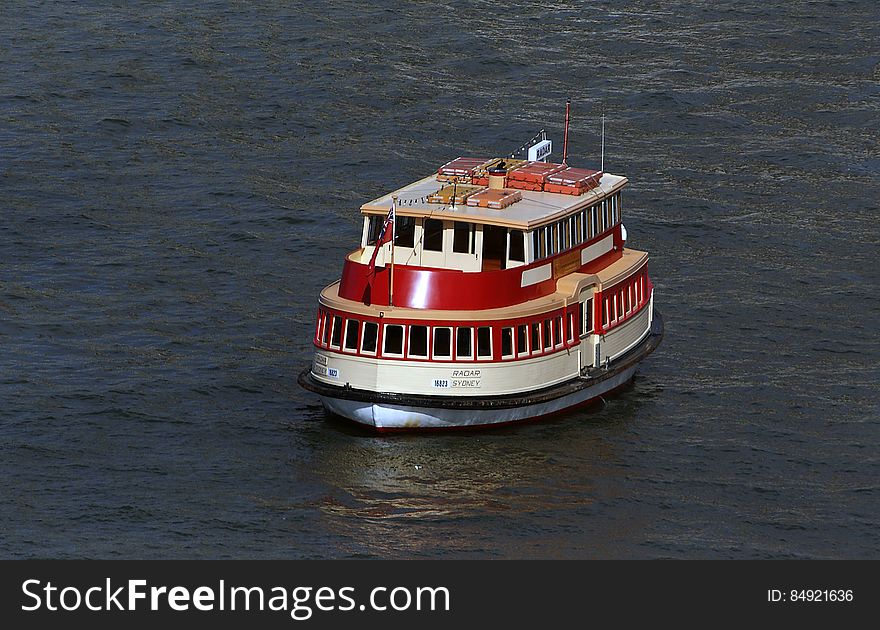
[310,293,654,398]
[299,311,664,430]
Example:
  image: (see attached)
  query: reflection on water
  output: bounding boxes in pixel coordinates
[301,395,645,558]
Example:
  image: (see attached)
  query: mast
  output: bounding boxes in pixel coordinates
[562,99,571,165]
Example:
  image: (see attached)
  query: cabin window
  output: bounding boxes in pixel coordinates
[625,286,631,314]
[542,319,552,350]
[582,298,594,335]
[591,205,599,237]
[344,319,360,351]
[433,327,452,359]
[383,324,404,356]
[330,316,343,348]
[366,216,383,245]
[517,324,528,356]
[530,322,541,354]
[362,322,378,354]
[549,224,558,256]
[321,313,331,345]
[567,313,575,343]
[315,311,323,343]
[395,216,415,248]
[501,327,514,359]
[476,326,492,359]
[423,219,444,252]
[602,299,609,327]
[603,201,611,232]
[508,229,525,262]
[456,327,473,360]
[453,221,475,254]
[560,220,569,251]
[408,325,428,358]
[554,316,563,347]
[572,215,581,245]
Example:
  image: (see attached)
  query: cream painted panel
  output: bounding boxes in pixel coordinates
[580,234,614,266]
[311,349,581,397]
[521,263,552,287]
[599,305,651,363]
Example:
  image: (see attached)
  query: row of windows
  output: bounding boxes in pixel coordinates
[532,193,621,260]
[601,267,649,330]
[314,309,580,362]
[364,193,620,266]
[366,216,526,263]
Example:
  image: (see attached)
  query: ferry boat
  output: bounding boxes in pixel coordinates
[298,133,663,431]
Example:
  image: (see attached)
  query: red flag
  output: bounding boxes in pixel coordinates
[367,201,395,274]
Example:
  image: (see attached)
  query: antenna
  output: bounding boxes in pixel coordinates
[562,99,571,165]
[600,112,605,172]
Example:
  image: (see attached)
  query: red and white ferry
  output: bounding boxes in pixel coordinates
[299,132,663,431]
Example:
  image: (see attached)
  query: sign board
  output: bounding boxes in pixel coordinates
[528,139,552,162]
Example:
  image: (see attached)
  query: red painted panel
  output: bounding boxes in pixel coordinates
[337,229,623,311]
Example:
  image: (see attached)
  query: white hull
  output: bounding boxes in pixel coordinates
[317,365,638,430]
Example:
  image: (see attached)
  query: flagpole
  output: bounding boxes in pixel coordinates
[389,195,397,307]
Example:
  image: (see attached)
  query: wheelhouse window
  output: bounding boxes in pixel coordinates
[408,325,428,358]
[330,315,343,348]
[508,229,525,263]
[476,326,492,360]
[423,219,444,252]
[361,322,378,354]
[383,324,404,356]
[395,216,415,248]
[344,319,359,351]
[433,327,452,359]
[453,221,475,254]
[533,229,547,260]
[456,327,473,360]
[501,327,514,359]
[366,215,383,245]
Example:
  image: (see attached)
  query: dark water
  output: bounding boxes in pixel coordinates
[2,1,878,559]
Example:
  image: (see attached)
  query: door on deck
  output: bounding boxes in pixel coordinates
[578,289,598,371]
[481,225,506,272]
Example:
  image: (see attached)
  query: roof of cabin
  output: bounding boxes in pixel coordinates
[360,170,628,230]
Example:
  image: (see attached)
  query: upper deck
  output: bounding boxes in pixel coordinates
[361,171,628,230]
[337,156,634,310]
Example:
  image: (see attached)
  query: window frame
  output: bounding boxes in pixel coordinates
[407,324,429,359]
[382,323,405,357]
[432,326,453,360]
[343,318,360,352]
[361,321,378,355]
